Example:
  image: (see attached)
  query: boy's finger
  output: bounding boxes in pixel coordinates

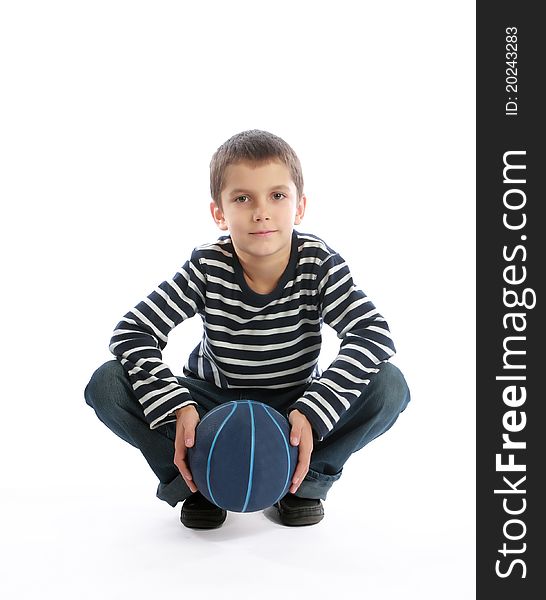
[178,420,195,447]
[290,424,302,446]
[174,442,186,466]
[290,430,312,492]
[292,455,310,486]
[293,464,309,484]
[174,441,196,486]
[185,480,198,494]
[179,461,198,493]
[299,435,313,455]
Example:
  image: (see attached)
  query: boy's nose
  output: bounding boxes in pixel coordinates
[252,202,270,221]
[253,213,270,221]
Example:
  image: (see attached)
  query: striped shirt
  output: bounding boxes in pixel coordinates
[109,229,396,441]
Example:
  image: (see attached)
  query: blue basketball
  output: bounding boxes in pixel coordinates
[187,400,298,513]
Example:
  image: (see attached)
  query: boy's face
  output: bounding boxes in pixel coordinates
[210,160,306,263]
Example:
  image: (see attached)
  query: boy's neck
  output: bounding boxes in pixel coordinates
[235,244,292,295]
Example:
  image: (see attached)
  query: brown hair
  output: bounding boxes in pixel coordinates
[210,129,304,208]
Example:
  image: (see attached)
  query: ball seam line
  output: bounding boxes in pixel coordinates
[261,403,292,504]
[241,400,256,512]
[206,401,238,507]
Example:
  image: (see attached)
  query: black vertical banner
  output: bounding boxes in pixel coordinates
[477,3,544,598]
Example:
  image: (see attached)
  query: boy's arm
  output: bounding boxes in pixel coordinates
[108,250,206,429]
[287,252,396,442]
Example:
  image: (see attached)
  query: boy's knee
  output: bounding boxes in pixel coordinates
[84,359,126,412]
[373,362,411,416]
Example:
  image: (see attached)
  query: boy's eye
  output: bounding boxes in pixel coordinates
[234,193,286,203]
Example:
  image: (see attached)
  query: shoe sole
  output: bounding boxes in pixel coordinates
[278,514,324,526]
[274,503,324,527]
[180,511,227,529]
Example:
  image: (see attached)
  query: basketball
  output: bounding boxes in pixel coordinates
[187,400,298,513]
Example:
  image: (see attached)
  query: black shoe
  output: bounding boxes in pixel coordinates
[180,492,227,529]
[274,493,324,526]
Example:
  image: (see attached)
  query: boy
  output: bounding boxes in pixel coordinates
[84,129,410,529]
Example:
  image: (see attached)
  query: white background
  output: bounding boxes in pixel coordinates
[0,1,475,598]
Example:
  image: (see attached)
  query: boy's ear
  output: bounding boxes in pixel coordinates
[294,194,307,225]
[210,201,228,230]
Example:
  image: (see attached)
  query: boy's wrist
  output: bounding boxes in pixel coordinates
[175,404,197,418]
[288,403,324,442]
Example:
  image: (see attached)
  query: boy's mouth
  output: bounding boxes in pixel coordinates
[250,230,277,236]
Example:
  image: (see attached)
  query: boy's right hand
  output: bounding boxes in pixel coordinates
[173,405,200,494]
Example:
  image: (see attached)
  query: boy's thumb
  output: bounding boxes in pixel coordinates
[185,426,195,447]
[183,413,200,447]
[290,427,300,446]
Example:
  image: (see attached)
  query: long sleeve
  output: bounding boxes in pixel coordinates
[288,251,396,442]
[108,250,206,429]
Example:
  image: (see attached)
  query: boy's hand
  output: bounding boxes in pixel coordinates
[288,409,314,494]
[173,405,200,494]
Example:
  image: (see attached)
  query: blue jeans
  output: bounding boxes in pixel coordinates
[84,360,410,506]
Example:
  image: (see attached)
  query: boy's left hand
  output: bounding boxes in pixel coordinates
[288,409,314,494]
